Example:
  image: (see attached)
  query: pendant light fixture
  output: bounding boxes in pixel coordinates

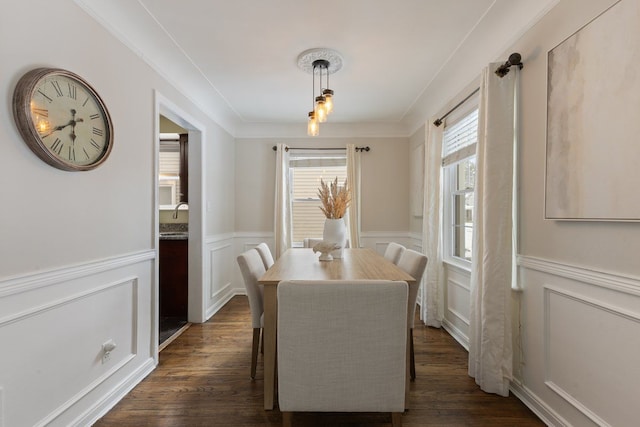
[314,59,329,124]
[298,48,343,136]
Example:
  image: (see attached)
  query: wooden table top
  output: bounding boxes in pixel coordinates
[258,247,415,286]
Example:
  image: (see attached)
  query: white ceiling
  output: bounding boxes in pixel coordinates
[75,0,556,137]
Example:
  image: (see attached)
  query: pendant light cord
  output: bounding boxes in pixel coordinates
[326,66,329,92]
[312,64,316,109]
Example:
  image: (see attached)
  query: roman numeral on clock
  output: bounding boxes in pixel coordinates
[68,83,77,100]
[37,90,53,103]
[51,138,63,155]
[92,127,104,137]
[51,81,63,97]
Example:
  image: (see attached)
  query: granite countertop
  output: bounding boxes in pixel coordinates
[160,232,188,240]
[160,223,188,240]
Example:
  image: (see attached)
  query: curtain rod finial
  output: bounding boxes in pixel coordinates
[495,52,523,77]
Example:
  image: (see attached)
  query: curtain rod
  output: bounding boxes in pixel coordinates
[433,87,479,127]
[272,146,370,152]
[434,52,523,127]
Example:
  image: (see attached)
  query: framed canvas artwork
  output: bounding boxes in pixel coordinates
[545,0,640,221]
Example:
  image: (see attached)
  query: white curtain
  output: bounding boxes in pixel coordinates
[421,123,444,328]
[468,63,519,396]
[274,143,291,258]
[346,144,361,248]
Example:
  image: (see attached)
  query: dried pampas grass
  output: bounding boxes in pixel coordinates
[318,177,351,219]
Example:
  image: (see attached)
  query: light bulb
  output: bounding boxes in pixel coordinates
[323,89,334,114]
[315,96,327,123]
[307,111,319,136]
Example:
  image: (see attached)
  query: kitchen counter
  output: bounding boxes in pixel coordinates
[159,222,188,240]
[160,231,188,240]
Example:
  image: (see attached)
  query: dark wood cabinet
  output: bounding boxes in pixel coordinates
[159,239,188,318]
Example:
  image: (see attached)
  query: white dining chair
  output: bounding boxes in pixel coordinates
[396,249,428,381]
[255,242,274,270]
[277,280,408,427]
[384,242,406,265]
[236,248,266,379]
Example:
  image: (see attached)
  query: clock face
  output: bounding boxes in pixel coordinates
[13,68,113,171]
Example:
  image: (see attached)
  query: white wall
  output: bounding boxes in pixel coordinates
[409,0,640,425]
[0,0,236,425]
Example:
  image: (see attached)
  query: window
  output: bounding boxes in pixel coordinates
[159,139,181,207]
[159,133,188,207]
[442,109,478,265]
[289,152,347,244]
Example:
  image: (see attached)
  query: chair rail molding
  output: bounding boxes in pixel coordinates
[0,250,155,298]
[204,232,236,245]
[518,255,640,296]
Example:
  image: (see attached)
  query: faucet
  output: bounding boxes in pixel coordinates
[173,202,188,219]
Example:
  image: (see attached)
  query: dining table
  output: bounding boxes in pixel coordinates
[258,247,416,410]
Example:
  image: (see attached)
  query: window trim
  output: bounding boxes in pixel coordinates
[441,106,478,270]
[442,159,474,270]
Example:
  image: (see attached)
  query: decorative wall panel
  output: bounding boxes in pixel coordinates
[544,285,640,427]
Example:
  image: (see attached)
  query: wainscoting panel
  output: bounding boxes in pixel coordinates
[206,237,236,319]
[443,264,471,349]
[516,256,640,427]
[544,285,640,427]
[0,251,155,427]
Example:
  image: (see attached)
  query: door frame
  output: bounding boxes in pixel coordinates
[153,91,206,360]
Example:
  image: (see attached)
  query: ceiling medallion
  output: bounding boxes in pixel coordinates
[297,48,343,75]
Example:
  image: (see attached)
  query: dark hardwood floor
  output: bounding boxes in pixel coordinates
[94,296,544,426]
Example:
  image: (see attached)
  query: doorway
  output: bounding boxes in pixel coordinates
[155,91,206,359]
[158,125,189,349]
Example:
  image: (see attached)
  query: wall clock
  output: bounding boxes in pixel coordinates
[13,67,114,171]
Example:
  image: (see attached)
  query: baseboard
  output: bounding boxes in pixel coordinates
[442,319,469,351]
[439,321,565,426]
[205,288,244,320]
[509,380,569,427]
[73,358,156,426]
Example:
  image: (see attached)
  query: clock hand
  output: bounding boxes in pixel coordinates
[41,121,72,138]
[69,109,85,124]
[41,109,84,139]
[70,109,77,146]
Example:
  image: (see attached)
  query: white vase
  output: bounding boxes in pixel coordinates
[323,218,347,259]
